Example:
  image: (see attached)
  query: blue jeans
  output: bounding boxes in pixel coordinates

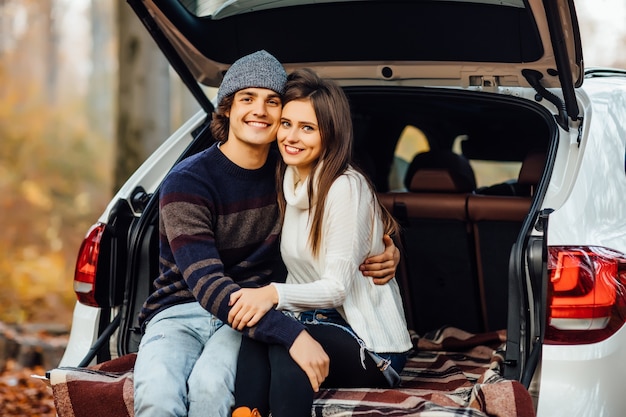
[134,302,242,417]
[298,309,408,381]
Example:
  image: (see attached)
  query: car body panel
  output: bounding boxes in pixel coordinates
[535,74,626,416]
[538,326,626,416]
[59,302,102,367]
[545,77,626,248]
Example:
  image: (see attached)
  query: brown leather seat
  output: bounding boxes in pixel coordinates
[383,151,482,335]
[467,150,546,331]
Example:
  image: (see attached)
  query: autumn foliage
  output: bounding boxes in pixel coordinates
[0,360,56,416]
[0,4,113,326]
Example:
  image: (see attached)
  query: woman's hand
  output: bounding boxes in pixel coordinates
[228,286,278,330]
[288,330,330,392]
[359,234,400,285]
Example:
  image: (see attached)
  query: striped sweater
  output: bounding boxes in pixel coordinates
[138,143,304,348]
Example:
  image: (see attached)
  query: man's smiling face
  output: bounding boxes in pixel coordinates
[226,88,283,148]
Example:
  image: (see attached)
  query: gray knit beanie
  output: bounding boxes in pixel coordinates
[216,50,287,106]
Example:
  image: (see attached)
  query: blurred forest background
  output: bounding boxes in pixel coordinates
[1,0,625,328]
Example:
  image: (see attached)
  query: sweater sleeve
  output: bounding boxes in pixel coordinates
[274,173,378,311]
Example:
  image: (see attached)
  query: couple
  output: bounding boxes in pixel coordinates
[133,50,412,417]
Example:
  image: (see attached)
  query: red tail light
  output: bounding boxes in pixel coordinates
[74,223,106,307]
[546,246,626,344]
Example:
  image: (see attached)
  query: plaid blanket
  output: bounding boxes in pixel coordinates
[47,327,535,417]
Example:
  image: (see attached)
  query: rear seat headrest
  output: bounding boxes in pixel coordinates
[517,150,546,186]
[404,151,476,193]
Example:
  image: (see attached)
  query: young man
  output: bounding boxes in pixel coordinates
[133,50,398,417]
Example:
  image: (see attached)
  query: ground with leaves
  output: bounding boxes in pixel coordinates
[0,323,68,416]
[1,360,56,416]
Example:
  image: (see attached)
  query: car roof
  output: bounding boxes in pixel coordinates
[134,0,582,119]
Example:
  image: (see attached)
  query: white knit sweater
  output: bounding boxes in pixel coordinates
[273,166,412,353]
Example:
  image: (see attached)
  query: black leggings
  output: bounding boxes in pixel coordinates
[234,323,390,417]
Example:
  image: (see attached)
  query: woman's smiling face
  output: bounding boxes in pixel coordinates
[278,98,323,179]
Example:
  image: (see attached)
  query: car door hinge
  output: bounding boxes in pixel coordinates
[522,69,569,131]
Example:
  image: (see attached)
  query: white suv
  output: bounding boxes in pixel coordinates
[60,1,626,416]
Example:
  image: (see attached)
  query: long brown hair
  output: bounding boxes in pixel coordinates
[277,68,397,257]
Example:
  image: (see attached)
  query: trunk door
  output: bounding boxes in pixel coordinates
[133,0,583,122]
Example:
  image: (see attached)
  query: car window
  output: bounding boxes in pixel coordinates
[389,131,523,192]
[452,135,522,189]
[389,126,430,191]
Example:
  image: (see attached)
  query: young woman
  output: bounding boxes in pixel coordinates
[228,68,412,417]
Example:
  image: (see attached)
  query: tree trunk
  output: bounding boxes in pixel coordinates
[43,1,59,105]
[88,0,115,142]
[114,1,171,193]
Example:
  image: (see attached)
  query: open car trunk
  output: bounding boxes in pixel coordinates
[49,86,552,416]
[48,0,575,415]
[50,86,551,416]
[123,0,573,390]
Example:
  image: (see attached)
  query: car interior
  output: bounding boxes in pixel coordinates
[118,86,554,357]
